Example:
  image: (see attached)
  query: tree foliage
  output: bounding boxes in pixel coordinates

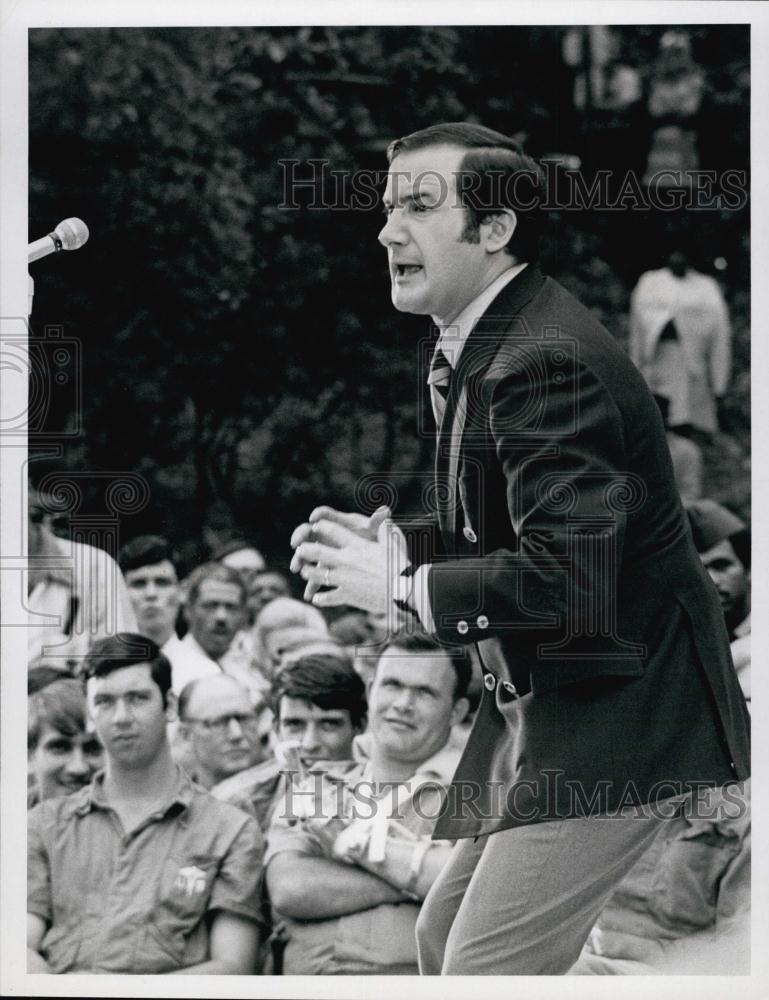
[28,25,750,565]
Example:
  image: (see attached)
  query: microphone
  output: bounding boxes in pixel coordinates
[28,218,89,263]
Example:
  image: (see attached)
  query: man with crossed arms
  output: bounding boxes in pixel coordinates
[290,122,750,974]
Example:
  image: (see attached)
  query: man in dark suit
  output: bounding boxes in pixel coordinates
[290,123,750,974]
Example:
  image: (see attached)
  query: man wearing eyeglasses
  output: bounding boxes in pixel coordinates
[178,674,270,790]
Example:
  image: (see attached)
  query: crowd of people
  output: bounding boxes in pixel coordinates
[25,119,750,978]
[25,484,751,976]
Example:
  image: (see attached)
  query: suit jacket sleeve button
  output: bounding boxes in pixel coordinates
[457,620,469,635]
[463,525,477,543]
[484,673,496,691]
[476,615,489,629]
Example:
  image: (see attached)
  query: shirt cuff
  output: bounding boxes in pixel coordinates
[411,564,436,634]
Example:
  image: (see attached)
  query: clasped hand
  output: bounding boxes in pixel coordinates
[289,505,409,614]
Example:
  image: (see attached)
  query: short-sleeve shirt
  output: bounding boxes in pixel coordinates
[264,742,460,975]
[210,758,285,832]
[28,766,264,974]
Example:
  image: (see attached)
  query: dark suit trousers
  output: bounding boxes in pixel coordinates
[416,805,679,975]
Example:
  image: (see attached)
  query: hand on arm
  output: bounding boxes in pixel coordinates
[335,826,453,901]
[266,851,406,920]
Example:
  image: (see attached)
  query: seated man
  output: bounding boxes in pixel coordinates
[28,677,103,807]
[177,674,270,790]
[569,784,750,975]
[211,650,366,833]
[264,631,469,975]
[27,633,264,975]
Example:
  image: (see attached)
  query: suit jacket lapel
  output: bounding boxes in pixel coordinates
[435,265,546,543]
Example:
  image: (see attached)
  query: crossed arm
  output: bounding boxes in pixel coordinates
[266,852,407,920]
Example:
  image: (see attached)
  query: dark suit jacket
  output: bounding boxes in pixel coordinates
[413,265,750,840]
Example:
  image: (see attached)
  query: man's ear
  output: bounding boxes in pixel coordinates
[450,696,470,728]
[482,209,517,254]
[165,690,179,725]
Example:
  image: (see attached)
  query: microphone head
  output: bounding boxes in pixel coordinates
[53,217,89,251]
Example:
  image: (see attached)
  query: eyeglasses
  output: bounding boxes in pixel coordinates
[184,713,260,735]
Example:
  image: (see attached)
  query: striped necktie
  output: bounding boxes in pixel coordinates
[428,344,452,427]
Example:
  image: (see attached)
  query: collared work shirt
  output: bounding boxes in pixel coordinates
[210,758,285,832]
[28,767,264,973]
[264,742,460,975]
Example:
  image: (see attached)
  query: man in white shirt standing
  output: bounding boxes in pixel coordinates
[629,248,732,441]
[172,562,267,702]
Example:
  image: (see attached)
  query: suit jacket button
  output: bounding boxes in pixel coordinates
[457,620,469,635]
[476,615,489,630]
[463,525,477,543]
[503,681,517,696]
[484,673,496,691]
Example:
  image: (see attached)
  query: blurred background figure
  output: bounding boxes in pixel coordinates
[629,247,732,443]
[177,674,270,790]
[685,498,750,705]
[27,486,136,674]
[119,534,184,654]
[654,397,703,499]
[172,562,268,700]
[28,677,103,807]
[327,608,385,650]
[569,780,750,975]
[251,596,331,677]
[214,539,266,593]
[246,569,292,625]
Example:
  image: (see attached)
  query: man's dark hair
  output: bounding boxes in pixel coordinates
[28,665,75,696]
[387,121,545,263]
[271,652,367,731]
[118,535,177,575]
[28,677,88,750]
[186,561,247,607]
[378,629,472,702]
[685,499,751,571]
[84,633,173,708]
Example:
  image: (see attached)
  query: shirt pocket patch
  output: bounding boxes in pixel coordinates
[152,853,219,958]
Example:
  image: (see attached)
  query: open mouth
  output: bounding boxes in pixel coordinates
[395,264,423,278]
